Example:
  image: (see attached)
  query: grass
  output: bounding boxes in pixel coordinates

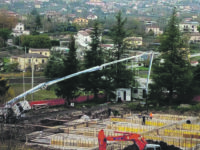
[11,83,58,101]
[190,56,200,61]
[1,71,44,78]
[137,66,149,71]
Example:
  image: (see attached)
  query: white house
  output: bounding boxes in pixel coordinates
[145,25,163,35]
[87,14,98,20]
[12,23,30,37]
[189,32,200,43]
[76,29,92,49]
[179,21,199,33]
[75,29,102,60]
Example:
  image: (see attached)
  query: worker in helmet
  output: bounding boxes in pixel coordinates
[149,112,153,119]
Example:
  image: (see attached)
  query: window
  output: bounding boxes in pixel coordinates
[40,52,42,55]
[45,53,47,55]
[42,59,45,63]
[29,59,31,64]
[36,59,38,62]
[134,89,138,93]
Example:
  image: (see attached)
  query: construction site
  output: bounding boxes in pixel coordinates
[16,103,199,150]
[1,52,200,150]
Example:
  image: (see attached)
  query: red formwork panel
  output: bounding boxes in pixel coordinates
[29,99,65,107]
[29,94,105,107]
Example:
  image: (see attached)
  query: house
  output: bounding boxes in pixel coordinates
[189,33,200,43]
[29,48,51,57]
[179,21,199,33]
[73,18,88,26]
[75,29,92,49]
[12,23,30,37]
[10,53,48,71]
[51,46,69,54]
[124,37,143,48]
[191,61,199,66]
[87,14,98,20]
[145,25,163,35]
[86,0,105,6]
[45,11,61,21]
[75,29,102,60]
[100,44,114,50]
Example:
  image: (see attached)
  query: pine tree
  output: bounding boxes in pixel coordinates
[110,11,134,89]
[56,36,79,104]
[149,8,192,105]
[111,11,127,60]
[0,77,10,104]
[82,21,104,99]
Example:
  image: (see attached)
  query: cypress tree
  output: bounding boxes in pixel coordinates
[149,8,192,105]
[82,21,104,99]
[110,11,134,89]
[56,35,79,104]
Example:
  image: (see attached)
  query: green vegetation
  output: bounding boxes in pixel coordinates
[149,8,193,105]
[83,21,104,99]
[137,66,149,71]
[0,28,11,47]
[190,56,200,62]
[11,83,58,101]
[20,35,51,48]
[0,77,12,104]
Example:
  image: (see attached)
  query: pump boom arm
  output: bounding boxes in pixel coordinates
[5,51,152,107]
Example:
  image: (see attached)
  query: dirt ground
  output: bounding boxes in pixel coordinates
[0,103,198,150]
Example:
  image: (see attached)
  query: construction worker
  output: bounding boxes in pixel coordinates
[142,115,146,125]
[149,112,153,119]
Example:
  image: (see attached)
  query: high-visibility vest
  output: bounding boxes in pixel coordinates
[150,113,153,118]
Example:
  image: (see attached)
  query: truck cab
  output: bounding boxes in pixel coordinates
[145,144,161,150]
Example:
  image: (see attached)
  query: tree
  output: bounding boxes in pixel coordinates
[111,11,127,60]
[0,28,11,47]
[55,36,80,104]
[190,64,200,97]
[149,8,193,105]
[44,53,64,79]
[20,35,51,48]
[82,21,104,99]
[0,9,18,29]
[110,11,134,89]
[0,77,10,104]
[35,14,41,29]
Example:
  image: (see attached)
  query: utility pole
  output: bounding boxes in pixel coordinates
[31,57,34,100]
[23,46,26,101]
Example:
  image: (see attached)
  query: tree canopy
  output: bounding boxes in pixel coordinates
[0,28,11,47]
[55,36,80,103]
[110,11,134,89]
[0,9,18,29]
[0,77,14,104]
[20,35,51,48]
[149,8,193,105]
[82,21,104,99]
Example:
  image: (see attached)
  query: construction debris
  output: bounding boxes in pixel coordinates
[25,112,200,150]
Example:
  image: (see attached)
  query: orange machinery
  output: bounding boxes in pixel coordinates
[98,129,148,150]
